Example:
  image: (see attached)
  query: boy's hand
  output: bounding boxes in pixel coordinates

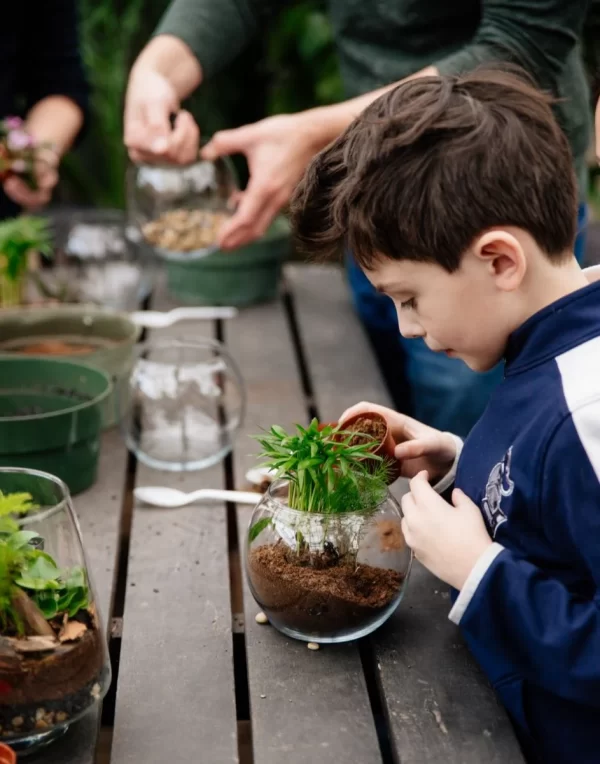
[401,472,492,590]
[339,402,457,482]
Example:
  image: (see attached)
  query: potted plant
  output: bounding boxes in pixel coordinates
[0,469,110,752]
[0,217,52,308]
[245,419,412,644]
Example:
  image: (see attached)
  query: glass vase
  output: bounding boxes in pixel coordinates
[127,156,238,262]
[0,468,111,753]
[245,479,412,643]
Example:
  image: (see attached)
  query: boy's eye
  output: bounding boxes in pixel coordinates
[400,298,416,310]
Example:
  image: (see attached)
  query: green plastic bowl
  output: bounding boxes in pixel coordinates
[166,215,291,306]
[0,306,141,429]
[0,358,112,495]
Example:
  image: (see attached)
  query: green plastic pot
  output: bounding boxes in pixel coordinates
[166,215,291,306]
[0,306,141,428]
[0,358,112,495]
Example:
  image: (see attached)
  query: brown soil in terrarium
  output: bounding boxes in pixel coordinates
[343,415,387,447]
[142,208,230,252]
[0,616,106,740]
[248,543,404,635]
[0,621,104,708]
[12,340,98,356]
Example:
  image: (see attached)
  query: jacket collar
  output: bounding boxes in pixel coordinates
[505,280,600,375]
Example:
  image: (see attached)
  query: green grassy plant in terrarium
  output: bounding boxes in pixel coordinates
[245,419,412,644]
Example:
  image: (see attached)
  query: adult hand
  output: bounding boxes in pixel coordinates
[124,69,199,165]
[202,113,323,250]
[401,472,492,590]
[3,149,59,209]
[339,401,458,483]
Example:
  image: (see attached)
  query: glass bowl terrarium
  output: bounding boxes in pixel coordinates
[245,420,412,643]
[0,468,110,753]
[127,155,238,262]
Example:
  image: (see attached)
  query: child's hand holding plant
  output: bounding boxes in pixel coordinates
[339,401,460,484]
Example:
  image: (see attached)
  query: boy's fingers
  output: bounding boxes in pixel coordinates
[394,437,431,460]
[408,471,435,505]
[452,488,473,509]
[400,491,416,518]
[400,517,413,548]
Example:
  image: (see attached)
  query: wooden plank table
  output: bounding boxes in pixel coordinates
[26,264,524,763]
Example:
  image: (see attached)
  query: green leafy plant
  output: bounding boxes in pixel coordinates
[0,216,53,283]
[0,493,89,636]
[254,418,390,514]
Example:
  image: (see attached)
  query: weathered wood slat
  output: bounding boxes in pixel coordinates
[225,297,383,764]
[110,297,238,764]
[287,264,524,762]
[374,564,524,762]
[31,428,129,764]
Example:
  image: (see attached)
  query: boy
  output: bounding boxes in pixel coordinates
[290,67,600,764]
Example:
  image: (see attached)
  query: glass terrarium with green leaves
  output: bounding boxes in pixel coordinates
[0,216,52,308]
[0,468,110,753]
[245,419,412,643]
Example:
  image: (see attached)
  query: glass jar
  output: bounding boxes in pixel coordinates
[121,338,245,471]
[28,209,154,311]
[245,479,412,643]
[126,156,238,262]
[0,468,111,753]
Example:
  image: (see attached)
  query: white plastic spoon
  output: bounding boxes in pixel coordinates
[134,486,260,508]
[131,306,238,328]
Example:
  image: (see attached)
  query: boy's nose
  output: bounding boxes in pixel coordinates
[397,314,425,339]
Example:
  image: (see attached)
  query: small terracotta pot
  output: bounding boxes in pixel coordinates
[0,742,16,764]
[333,411,401,483]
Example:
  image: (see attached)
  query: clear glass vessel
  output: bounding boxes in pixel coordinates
[127,156,238,262]
[121,338,245,471]
[29,209,153,311]
[0,468,111,753]
[245,479,412,643]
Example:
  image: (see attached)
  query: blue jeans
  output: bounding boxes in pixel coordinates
[346,203,589,438]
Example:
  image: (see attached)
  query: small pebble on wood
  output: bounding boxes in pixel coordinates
[307,642,320,651]
[255,611,268,625]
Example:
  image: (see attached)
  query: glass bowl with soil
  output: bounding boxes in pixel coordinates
[127,156,238,262]
[246,479,412,643]
[0,468,111,753]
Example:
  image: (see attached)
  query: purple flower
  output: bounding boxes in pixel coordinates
[4,117,23,130]
[7,130,32,151]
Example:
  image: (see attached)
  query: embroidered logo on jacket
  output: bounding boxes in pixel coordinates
[481,447,514,537]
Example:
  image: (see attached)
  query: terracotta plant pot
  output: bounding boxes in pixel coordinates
[0,743,16,764]
[337,411,400,483]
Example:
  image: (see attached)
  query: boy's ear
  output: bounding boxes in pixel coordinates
[471,229,526,292]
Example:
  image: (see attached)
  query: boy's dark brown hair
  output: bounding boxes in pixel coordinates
[290,66,578,272]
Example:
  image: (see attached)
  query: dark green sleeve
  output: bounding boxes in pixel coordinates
[154,0,284,79]
[436,0,590,83]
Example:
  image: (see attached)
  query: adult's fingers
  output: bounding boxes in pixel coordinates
[4,177,51,208]
[167,110,200,164]
[217,178,285,250]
